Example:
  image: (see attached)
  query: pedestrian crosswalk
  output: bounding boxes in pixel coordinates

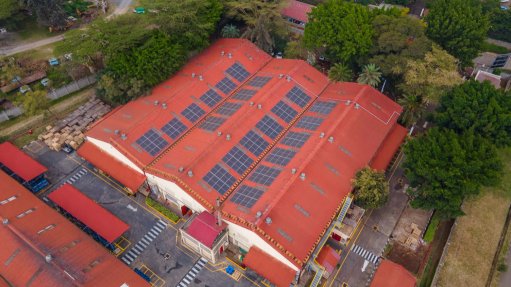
[65,168,88,184]
[121,219,167,265]
[351,244,379,264]
[177,257,208,287]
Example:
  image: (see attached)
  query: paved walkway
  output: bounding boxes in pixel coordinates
[487,38,511,50]
[499,245,511,287]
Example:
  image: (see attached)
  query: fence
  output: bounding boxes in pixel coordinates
[48,74,97,100]
[0,107,23,123]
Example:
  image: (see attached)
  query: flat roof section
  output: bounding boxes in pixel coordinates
[0,142,47,182]
[77,141,146,193]
[48,184,130,243]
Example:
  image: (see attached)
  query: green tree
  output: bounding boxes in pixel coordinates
[397,94,426,127]
[221,24,240,38]
[328,63,352,82]
[284,39,308,60]
[399,45,461,103]
[97,74,146,105]
[304,0,373,64]
[357,64,381,87]
[18,90,49,116]
[403,128,502,218]
[0,0,18,20]
[352,167,389,209]
[21,0,67,28]
[425,0,489,66]
[434,80,511,147]
[488,9,511,42]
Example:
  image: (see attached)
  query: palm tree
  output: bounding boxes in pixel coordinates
[357,64,382,87]
[398,94,427,127]
[221,24,240,38]
[242,14,274,53]
[328,63,352,82]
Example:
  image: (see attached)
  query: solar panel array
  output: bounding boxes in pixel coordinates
[182,103,206,123]
[492,55,509,68]
[286,86,311,108]
[216,77,237,94]
[310,101,337,115]
[296,116,324,131]
[200,89,222,107]
[271,101,298,123]
[281,131,311,148]
[266,148,296,166]
[226,63,250,82]
[256,116,284,139]
[249,165,281,186]
[203,164,236,194]
[248,76,272,88]
[223,146,254,175]
[232,89,257,101]
[162,118,187,139]
[240,131,269,156]
[230,185,265,208]
[136,129,169,156]
[217,102,242,116]
[199,116,227,132]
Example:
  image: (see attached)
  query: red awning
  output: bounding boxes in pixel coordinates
[370,124,407,171]
[77,141,146,193]
[48,184,129,242]
[0,142,47,181]
[371,260,416,287]
[316,245,341,275]
[186,211,226,248]
[243,247,296,287]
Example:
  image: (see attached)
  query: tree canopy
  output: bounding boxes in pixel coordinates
[328,63,352,82]
[425,0,489,66]
[357,63,381,87]
[21,0,68,28]
[434,80,511,147]
[18,90,50,116]
[304,0,373,64]
[488,9,511,42]
[403,128,502,218]
[0,0,18,20]
[352,167,389,209]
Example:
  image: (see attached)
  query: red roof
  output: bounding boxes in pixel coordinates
[281,0,314,23]
[77,141,146,192]
[0,142,47,181]
[370,124,408,171]
[48,184,129,242]
[0,171,150,287]
[185,211,226,248]
[371,260,416,287]
[243,246,296,287]
[316,245,340,275]
[475,70,501,89]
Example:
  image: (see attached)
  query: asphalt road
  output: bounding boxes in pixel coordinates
[499,246,511,287]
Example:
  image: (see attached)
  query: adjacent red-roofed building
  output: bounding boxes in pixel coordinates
[0,170,150,287]
[370,124,408,171]
[0,141,47,182]
[281,0,314,32]
[243,246,296,287]
[371,260,416,287]
[316,245,341,278]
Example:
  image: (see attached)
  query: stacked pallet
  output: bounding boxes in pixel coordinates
[38,97,111,151]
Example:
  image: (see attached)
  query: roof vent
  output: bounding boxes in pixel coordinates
[217,131,222,136]
[154,100,159,106]
[178,167,184,173]
[162,103,168,109]
[187,170,193,177]
[228,53,232,59]
[45,254,52,263]
[355,103,360,109]
[248,56,253,61]
[226,134,231,141]
[291,168,297,174]
[328,136,334,143]
[300,172,306,181]
[265,217,272,224]
[345,100,351,106]
[191,72,196,78]
[286,75,292,82]
[114,129,119,135]
[319,132,325,138]
[121,133,127,140]
[199,75,203,81]
[257,104,262,109]
[279,74,284,79]
[249,101,254,106]
[221,51,225,56]
[256,211,262,218]
[2,218,8,225]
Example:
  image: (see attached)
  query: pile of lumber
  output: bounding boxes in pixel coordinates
[38,97,110,151]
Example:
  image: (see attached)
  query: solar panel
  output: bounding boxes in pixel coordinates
[310,101,337,115]
[181,103,206,123]
[249,165,281,186]
[223,146,254,175]
[266,148,296,166]
[240,130,269,156]
[216,77,237,94]
[232,89,257,101]
[281,131,310,148]
[492,55,509,68]
[286,86,311,108]
[199,116,226,131]
[256,115,283,139]
[203,164,236,195]
[161,118,187,139]
[296,116,324,131]
[217,102,242,116]
[271,101,298,123]
[226,63,250,82]
[135,129,169,156]
[248,76,271,88]
[200,89,222,107]
[230,185,264,208]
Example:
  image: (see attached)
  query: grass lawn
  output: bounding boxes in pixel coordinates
[482,41,510,54]
[435,148,511,287]
[423,212,440,243]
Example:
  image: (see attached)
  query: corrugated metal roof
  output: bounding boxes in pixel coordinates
[281,0,314,23]
[243,246,296,287]
[371,259,416,287]
[370,124,408,171]
[0,142,47,181]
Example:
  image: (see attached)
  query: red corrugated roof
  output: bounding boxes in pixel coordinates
[243,246,296,287]
[185,211,226,248]
[370,124,408,171]
[281,0,314,23]
[0,142,47,181]
[77,141,146,192]
[48,184,129,243]
[0,171,150,287]
[316,245,340,275]
[371,260,416,287]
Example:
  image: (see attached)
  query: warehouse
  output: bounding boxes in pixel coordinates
[80,38,406,286]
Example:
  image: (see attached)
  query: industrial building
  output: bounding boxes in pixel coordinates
[79,39,406,286]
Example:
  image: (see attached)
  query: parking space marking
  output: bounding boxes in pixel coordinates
[138,264,165,287]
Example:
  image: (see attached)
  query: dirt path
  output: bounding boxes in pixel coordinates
[0,35,64,56]
[0,88,94,137]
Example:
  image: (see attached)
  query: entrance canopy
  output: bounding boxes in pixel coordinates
[48,184,129,243]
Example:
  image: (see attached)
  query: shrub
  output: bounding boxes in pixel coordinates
[145,196,180,223]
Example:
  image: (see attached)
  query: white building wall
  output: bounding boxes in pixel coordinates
[86,137,144,174]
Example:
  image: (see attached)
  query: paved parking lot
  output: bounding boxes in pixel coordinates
[24,141,260,287]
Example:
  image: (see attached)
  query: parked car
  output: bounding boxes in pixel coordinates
[62,144,74,154]
[133,7,145,14]
[19,85,31,94]
[0,28,6,33]
[41,78,50,87]
[64,53,73,61]
[48,57,59,66]
[275,52,283,59]
[67,16,78,22]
